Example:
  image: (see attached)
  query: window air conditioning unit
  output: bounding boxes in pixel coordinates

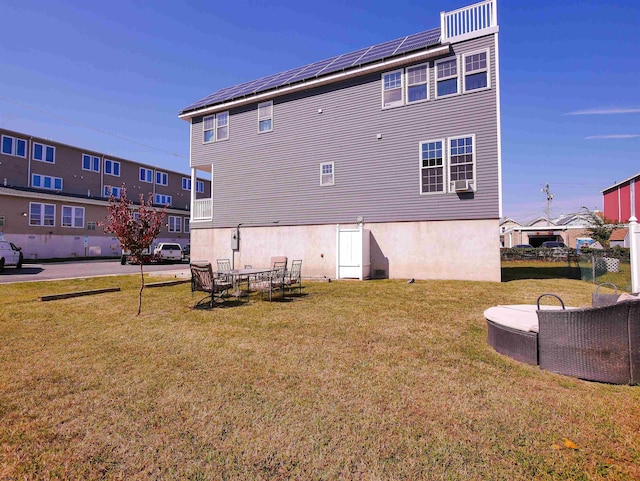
[451,179,474,192]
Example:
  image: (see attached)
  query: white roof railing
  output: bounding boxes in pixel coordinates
[441,0,498,43]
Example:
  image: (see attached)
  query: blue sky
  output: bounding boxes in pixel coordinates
[0,0,638,223]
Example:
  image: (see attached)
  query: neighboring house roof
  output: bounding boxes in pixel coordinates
[500,217,520,227]
[526,217,555,227]
[602,173,640,194]
[180,27,441,116]
[609,228,628,242]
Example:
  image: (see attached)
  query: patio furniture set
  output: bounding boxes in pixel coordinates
[485,284,640,385]
[190,256,303,308]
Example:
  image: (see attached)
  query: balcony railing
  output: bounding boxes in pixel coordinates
[441,0,497,43]
[193,198,212,220]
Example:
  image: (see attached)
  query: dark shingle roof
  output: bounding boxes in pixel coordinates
[180,27,441,115]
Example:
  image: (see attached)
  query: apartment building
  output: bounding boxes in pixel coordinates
[0,128,210,260]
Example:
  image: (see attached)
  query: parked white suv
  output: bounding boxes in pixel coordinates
[153,243,183,263]
[0,240,24,272]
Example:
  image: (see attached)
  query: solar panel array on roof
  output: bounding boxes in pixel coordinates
[180,27,441,115]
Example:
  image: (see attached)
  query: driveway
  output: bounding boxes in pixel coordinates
[0,260,190,284]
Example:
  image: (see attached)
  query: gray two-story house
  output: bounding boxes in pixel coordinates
[180,0,502,281]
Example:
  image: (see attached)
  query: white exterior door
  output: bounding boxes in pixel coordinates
[336,225,371,280]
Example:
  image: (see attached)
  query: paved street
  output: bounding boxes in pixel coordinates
[0,259,190,284]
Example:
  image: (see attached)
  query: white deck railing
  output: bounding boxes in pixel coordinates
[441,0,497,43]
[192,198,212,220]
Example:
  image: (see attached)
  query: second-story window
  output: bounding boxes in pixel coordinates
[154,194,172,206]
[2,135,27,158]
[32,174,63,191]
[33,142,55,163]
[463,51,489,92]
[182,177,191,191]
[104,185,121,198]
[320,162,334,186]
[435,57,459,98]
[382,69,403,108]
[104,159,120,176]
[82,154,100,172]
[203,111,229,143]
[406,64,428,103]
[258,101,273,133]
[196,180,204,193]
[156,171,168,186]
[140,167,153,183]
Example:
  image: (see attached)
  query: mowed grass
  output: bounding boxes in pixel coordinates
[1,267,639,480]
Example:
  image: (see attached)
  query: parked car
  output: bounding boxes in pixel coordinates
[513,244,533,248]
[153,243,183,263]
[540,241,567,249]
[0,240,24,272]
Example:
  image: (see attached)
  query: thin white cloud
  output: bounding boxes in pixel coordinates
[565,108,640,115]
[585,134,639,140]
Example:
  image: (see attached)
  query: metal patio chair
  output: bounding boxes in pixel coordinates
[190,263,233,308]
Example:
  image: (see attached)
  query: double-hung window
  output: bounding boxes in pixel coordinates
[33,142,55,163]
[62,206,84,228]
[82,154,100,172]
[203,111,229,142]
[154,194,172,205]
[382,69,403,108]
[2,135,27,157]
[258,101,273,132]
[196,180,204,193]
[184,218,190,233]
[463,50,489,92]
[320,162,334,186]
[32,174,63,191]
[420,140,445,194]
[104,159,120,176]
[448,135,475,191]
[182,177,191,190]
[419,135,476,194]
[29,202,55,226]
[140,167,153,183]
[156,171,168,186]
[104,185,121,198]
[168,216,181,233]
[406,64,428,104]
[435,57,459,98]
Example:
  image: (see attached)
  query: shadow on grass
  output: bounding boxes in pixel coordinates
[502,266,582,282]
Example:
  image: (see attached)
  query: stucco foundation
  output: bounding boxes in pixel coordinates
[190,218,500,282]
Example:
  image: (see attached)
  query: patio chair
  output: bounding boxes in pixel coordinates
[536,293,640,385]
[253,266,287,301]
[270,256,288,269]
[190,263,233,308]
[592,283,640,308]
[285,259,303,295]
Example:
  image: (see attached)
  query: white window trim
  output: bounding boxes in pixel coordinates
[1,134,27,158]
[140,167,153,183]
[447,134,476,192]
[320,161,335,186]
[154,193,172,206]
[104,185,121,198]
[405,63,429,105]
[82,154,100,172]
[29,202,56,227]
[62,205,85,228]
[462,49,491,93]
[182,177,191,191]
[32,173,63,191]
[203,111,230,143]
[196,180,204,193]
[184,217,190,233]
[258,101,273,133]
[104,159,121,177]
[434,56,460,99]
[32,142,56,163]
[168,215,182,233]
[419,139,446,195]
[381,69,404,109]
[156,171,168,186]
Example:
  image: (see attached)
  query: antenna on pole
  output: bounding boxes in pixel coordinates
[541,183,554,223]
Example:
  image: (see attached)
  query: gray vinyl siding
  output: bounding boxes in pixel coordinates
[190,35,499,228]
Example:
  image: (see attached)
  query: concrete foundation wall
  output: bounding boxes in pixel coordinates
[190,218,500,282]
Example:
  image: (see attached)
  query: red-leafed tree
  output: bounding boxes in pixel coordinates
[102,186,167,315]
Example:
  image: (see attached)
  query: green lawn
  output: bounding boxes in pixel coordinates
[0,268,638,480]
